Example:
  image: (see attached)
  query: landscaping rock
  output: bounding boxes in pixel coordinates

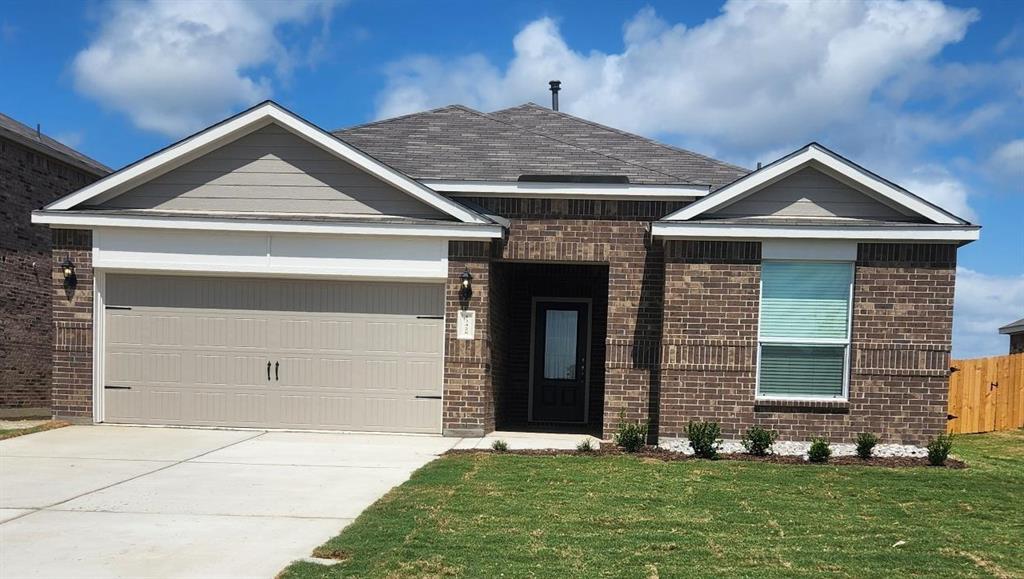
[660,438,928,459]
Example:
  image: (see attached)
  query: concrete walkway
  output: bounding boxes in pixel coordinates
[0,425,595,578]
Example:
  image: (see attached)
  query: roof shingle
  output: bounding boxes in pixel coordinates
[334,104,747,187]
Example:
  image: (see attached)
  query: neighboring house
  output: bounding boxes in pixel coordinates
[999,318,1024,354]
[1,113,109,417]
[31,99,979,444]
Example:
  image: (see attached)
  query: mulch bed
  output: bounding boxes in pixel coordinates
[445,445,966,469]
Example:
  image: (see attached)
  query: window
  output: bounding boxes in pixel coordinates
[757,261,853,399]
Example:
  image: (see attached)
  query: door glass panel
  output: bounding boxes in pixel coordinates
[543,309,578,380]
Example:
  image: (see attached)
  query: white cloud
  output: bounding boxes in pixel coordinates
[900,167,979,223]
[376,0,978,152]
[73,0,338,137]
[953,267,1024,358]
[375,0,1003,220]
[986,139,1024,183]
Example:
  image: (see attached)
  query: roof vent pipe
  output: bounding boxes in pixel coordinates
[549,80,561,111]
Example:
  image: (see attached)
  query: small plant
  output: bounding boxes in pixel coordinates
[927,433,954,466]
[807,437,832,463]
[856,432,879,459]
[686,420,722,459]
[741,425,778,456]
[576,439,595,452]
[613,411,648,453]
[490,439,509,452]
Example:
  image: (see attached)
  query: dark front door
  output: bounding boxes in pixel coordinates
[531,300,589,423]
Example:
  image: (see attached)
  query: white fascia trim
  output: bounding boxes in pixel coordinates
[422,179,708,200]
[46,102,489,224]
[663,145,963,225]
[650,222,980,242]
[32,212,503,239]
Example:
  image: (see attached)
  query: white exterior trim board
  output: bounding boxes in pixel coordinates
[424,179,708,200]
[33,212,503,239]
[650,222,979,242]
[92,228,451,280]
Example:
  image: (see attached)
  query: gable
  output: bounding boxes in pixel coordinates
[710,167,918,221]
[90,124,447,219]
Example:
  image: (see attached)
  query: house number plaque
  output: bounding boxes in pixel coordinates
[457,310,476,340]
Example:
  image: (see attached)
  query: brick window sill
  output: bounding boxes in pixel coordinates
[754,398,850,413]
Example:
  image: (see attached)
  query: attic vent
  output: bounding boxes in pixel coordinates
[518,175,630,184]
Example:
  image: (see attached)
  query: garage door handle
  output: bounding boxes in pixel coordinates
[275,361,279,381]
[267,362,271,381]
[415,395,442,400]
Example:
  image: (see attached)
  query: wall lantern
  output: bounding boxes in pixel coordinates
[60,256,76,281]
[459,268,473,300]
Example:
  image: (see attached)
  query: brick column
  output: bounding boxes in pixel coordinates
[442,241,494,436]
[51,229,93,420]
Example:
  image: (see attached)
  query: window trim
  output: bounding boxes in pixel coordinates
[755,259,854,402]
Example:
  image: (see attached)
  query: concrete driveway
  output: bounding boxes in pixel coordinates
[0,425,458,578]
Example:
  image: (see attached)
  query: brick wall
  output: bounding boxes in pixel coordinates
[658,240,957,445]
[1011,333,1024,355]
[51,229,94,419]
[659,241,761,439]
[1,136,101,413]
[443,241,494,436]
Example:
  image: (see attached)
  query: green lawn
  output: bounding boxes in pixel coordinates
[282,430,1024,578]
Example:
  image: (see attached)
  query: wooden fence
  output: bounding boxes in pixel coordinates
[947,352,1024,434]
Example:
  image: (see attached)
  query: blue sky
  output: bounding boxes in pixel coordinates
[1,0,1021,357]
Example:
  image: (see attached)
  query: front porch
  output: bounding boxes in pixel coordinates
[490,262,609,437]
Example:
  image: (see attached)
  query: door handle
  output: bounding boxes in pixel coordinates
[267,361,271,381]
[275,361,279,381]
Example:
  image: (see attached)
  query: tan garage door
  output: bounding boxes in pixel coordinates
[103,274,444,433]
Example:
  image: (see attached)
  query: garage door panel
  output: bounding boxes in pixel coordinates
[104,274,443,433]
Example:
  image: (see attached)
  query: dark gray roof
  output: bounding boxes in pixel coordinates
[0,112,111,176]
[334,104,747,187]
[999,317,1024,335]
[489,103,748,188]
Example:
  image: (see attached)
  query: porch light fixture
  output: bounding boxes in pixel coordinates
[459,268,473,300]
[60,256,76,281]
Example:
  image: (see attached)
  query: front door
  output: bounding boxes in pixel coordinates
[531,300,589,423]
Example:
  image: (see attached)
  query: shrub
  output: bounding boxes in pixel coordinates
[490,439,509,452]
[686,421,722,459]
[613,411,648,453]
[741,426,778,456]
[927,433,954,466]
[808,437,831,463]
[576,439,595,452]
[855,432,879,459]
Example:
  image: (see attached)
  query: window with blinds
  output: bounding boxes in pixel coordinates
[757,261,853,399]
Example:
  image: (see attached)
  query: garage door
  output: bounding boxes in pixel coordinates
[103,274,444,433]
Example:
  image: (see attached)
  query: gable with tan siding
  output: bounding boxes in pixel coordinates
[710,167,919,221]
[91,123,449,219]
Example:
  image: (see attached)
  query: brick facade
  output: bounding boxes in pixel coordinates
[1011,333,1024,355]
[1,136,102,414]
[442,241,495,436]
[657,240,956,445]
[51,229,94,419]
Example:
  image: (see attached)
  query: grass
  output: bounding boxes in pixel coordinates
[0,420,68,441]
[281,430,1024,578]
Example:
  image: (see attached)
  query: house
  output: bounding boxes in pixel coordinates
[31,98,979,444]
[1,113,109,418]
[999,318,1024,354]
